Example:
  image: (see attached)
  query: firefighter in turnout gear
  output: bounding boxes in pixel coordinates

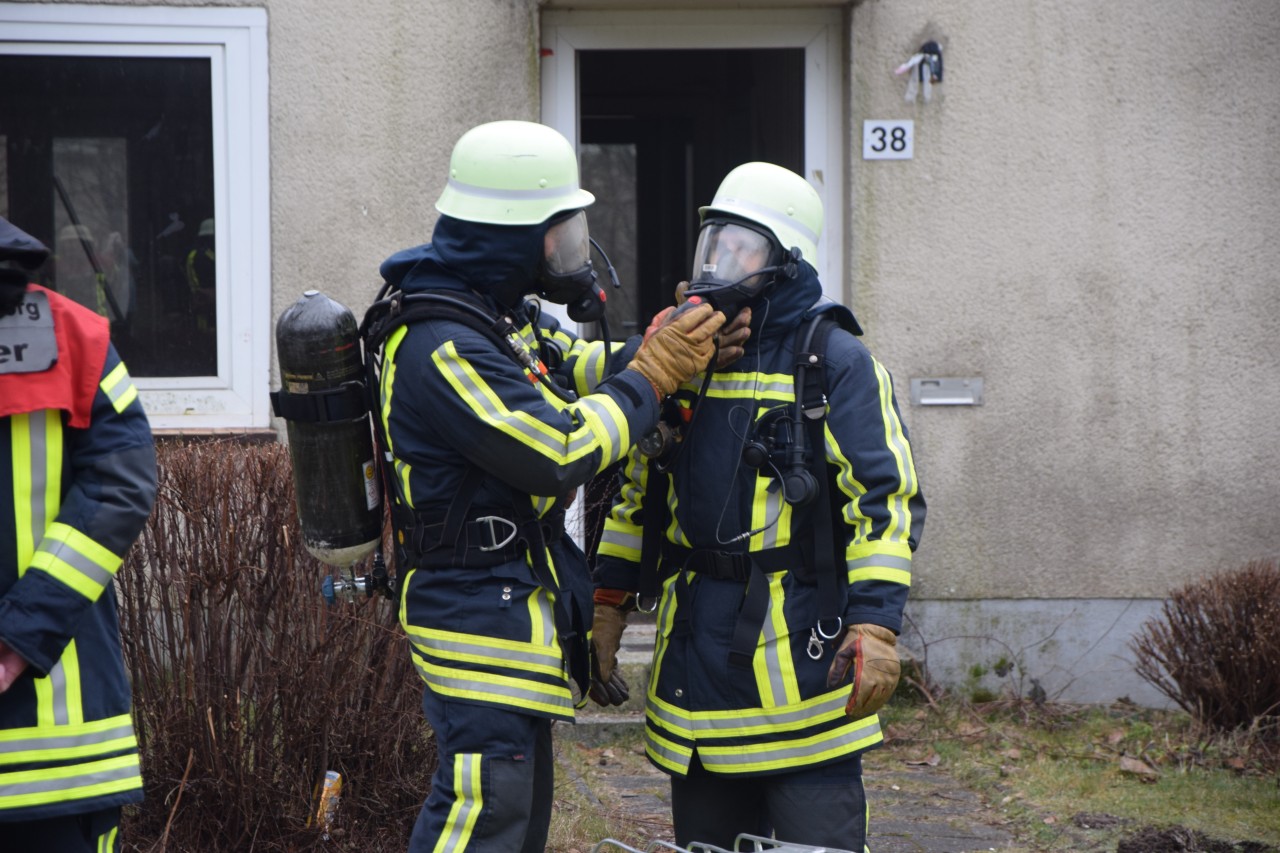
[0,216,157,852]
[374,121,727,852]
[592,163,925,851]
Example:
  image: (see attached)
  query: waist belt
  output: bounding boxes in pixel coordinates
[401,508,566,569]
[663,542,807,671]
[661,543,797,582]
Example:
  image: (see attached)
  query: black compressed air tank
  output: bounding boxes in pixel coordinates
[272,290,382,566]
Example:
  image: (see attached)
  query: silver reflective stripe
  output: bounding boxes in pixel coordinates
[447,176,582,201]
[47,660,69,726]
[759,588,790,706]
[758,485,784,551]
[532,588,555,647]
[28,413,49,552]
[575,396,623,459]
[875,361,917,541]
[413,634,559,670]
[0,721,135,759]
[0,755,140,799]
[36,538,115,588]
[416,662,573,714]
[440,353,596,459]
[704,374,793,398]
[847,554,913,574]
[721,195,820,246]
[646,697,692,739]
[699,718,882,770]
[693,691,850,736]
[437,753,482,853]
[644,729,692,771]
[598,527,641,553]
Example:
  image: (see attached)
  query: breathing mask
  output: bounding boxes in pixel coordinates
[537,210,606,323]
[684,218,799,318]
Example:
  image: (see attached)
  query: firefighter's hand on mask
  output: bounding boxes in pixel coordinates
[628,302,724,398]
[675,281,750,369]
[589,591,633,707]
[826,623,901,718]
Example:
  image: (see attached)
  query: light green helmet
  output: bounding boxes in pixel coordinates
[699,162,822,264]
[435,120,595,226]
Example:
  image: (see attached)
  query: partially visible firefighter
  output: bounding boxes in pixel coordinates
[369,120,729,852]
[0,216,157,852]
[590,162,926,851]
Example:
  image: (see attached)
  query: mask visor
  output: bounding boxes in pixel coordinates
[690,221,775,288]
[544,210,591,277]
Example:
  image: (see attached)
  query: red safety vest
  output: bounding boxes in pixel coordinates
[0,284,109,427]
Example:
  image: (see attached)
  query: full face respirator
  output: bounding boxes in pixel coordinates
[680,218,800,318]
[536,210,607,323]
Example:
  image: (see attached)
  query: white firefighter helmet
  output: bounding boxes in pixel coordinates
[698,162,822,264]
[435,120,595,226]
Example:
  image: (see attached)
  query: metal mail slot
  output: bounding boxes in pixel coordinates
[910,377,983,406]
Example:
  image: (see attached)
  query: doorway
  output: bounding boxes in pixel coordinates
[578,48,805,338]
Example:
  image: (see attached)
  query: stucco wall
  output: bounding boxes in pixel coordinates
[850,0,1280,604]
[265,0,541,336]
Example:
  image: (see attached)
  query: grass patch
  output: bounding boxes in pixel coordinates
[550,728,674,852]
[881,694,1280,851]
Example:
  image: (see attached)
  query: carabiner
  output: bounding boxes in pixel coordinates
[806,628,824,661]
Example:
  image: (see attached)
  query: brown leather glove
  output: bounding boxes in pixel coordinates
[628,301,724,398]
[674,281,750,370]
[589,590,632,707]
[826,623,901,718]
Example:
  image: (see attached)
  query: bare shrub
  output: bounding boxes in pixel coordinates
[1131,559,1280,737]
[118,439,432,851]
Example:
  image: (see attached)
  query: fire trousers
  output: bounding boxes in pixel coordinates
[671,753,868,852]
[409,690,554,853]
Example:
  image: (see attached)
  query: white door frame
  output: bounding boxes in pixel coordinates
[540,8,845,311]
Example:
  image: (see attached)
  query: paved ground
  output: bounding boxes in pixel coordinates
[556,622,1019,853]
[556,716,1016,853]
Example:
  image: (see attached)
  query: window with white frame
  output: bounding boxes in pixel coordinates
[0,5,270,430]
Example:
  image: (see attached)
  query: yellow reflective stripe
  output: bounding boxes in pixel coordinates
[398,568,416,628]
[433,753,482,853]
[411,657,574,718]
[825,422,872,543]
[748,411,792,549]
[29,522,121,600]
[100,362,137,414]
[63,640,84,726]
[432,342,604,464]
[403,625,564,679]
[528,587,554,648]
[697,716,883,774]
[12,411,62,576]
[381,329,413,505]
[647,574,681,711]
[701,371,793,401]
[873,359,918,544]
[754,576,799,708]
[845,543,913,587]
[568,338,608,393]
[597,524,642,560]
[98,824,118,853]
[644,728,693,774]
[35,641,82,728]
[687,689,852,739]
[0,715,137,765]
[0,753,141,810]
